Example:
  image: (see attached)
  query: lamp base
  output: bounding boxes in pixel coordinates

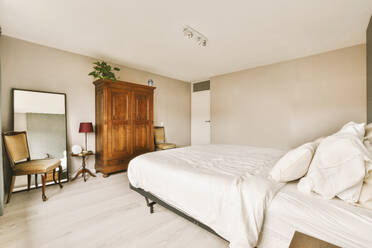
[85,133,88,151]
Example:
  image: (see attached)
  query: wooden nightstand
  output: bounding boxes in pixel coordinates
[289,231,340,248]
[71,151,96,182]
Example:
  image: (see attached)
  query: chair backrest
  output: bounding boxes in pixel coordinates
[2,131,30,167]
[154,126,165,144]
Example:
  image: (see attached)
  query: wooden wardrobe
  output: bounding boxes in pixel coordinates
[94,79,155,177]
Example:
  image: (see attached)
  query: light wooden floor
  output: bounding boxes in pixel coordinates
[0,173,229,248]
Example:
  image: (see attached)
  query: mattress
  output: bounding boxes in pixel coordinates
[259,182,372,248]
[128,144,285,248]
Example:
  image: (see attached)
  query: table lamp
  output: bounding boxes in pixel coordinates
[79,122,93,151]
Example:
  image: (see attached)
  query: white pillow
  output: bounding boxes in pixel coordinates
[298,134,368,201]
[313,137,324,146]
[297,177,313,193]
[270,142,316,183]
[337,181,364,203]
[337,121,365,141]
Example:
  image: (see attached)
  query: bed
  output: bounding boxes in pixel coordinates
[128,144,372,248]
[259,182,372,247]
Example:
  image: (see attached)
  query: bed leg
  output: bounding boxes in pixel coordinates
[145,197,156,214]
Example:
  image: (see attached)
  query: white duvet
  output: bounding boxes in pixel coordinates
[259,182,372,248]
[128,145,285,248]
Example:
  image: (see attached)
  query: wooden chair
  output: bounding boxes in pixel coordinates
[154,126,176,151]
[2,131,63,202]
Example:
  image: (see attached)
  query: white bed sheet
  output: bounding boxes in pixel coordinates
[128,145,285,248]
[259,182,372,248]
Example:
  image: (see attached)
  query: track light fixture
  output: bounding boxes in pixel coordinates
[184,28,194,39]
[183,25,208,47]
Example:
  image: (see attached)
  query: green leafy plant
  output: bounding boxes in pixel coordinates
[89,61,120,81]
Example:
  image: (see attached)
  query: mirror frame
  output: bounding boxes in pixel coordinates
[11,88,69,191]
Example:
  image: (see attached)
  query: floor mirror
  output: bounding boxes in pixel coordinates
[12,89,68,192]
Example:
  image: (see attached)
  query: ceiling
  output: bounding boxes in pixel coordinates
[1,0,372,82]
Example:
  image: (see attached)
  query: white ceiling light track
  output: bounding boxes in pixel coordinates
[183,25,208,47]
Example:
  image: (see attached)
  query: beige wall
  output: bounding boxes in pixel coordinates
[211,44,366,149]
[0,36,191,176]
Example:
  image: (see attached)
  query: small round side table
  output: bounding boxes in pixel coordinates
[71,151,96,182]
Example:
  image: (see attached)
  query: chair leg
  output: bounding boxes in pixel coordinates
[41,174,47,201]
[6,176,16,204]
[27,174,31,191]
[58,165,63,188]
[53,169,57,184]
[35,174,38,189]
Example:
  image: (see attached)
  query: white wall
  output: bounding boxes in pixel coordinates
[211,44,366,149]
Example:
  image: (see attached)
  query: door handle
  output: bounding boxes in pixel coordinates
[205,120,211,123]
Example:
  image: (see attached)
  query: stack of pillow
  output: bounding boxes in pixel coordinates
[270,121,372,209]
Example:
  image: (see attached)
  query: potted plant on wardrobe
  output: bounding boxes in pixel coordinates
[88,61,120,81]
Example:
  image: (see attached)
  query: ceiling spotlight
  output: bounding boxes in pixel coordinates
[183,28,194,39]
[183,25,208,47]
[196,36,207,47]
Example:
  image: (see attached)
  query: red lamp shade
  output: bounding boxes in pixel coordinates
[79,122,93,133]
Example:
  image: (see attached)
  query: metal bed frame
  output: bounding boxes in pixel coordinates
[129,184,227,241]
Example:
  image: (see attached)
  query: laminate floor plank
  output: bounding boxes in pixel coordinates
[0,173,229,248]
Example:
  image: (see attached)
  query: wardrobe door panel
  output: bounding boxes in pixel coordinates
[107,87,132,159]
[133,90,154,154]
[134,124,150,151]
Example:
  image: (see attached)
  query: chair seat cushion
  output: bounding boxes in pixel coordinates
[14,158,61,175]
[157,143,177,150]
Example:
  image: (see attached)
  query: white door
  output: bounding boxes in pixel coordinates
[191,90,210,145]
